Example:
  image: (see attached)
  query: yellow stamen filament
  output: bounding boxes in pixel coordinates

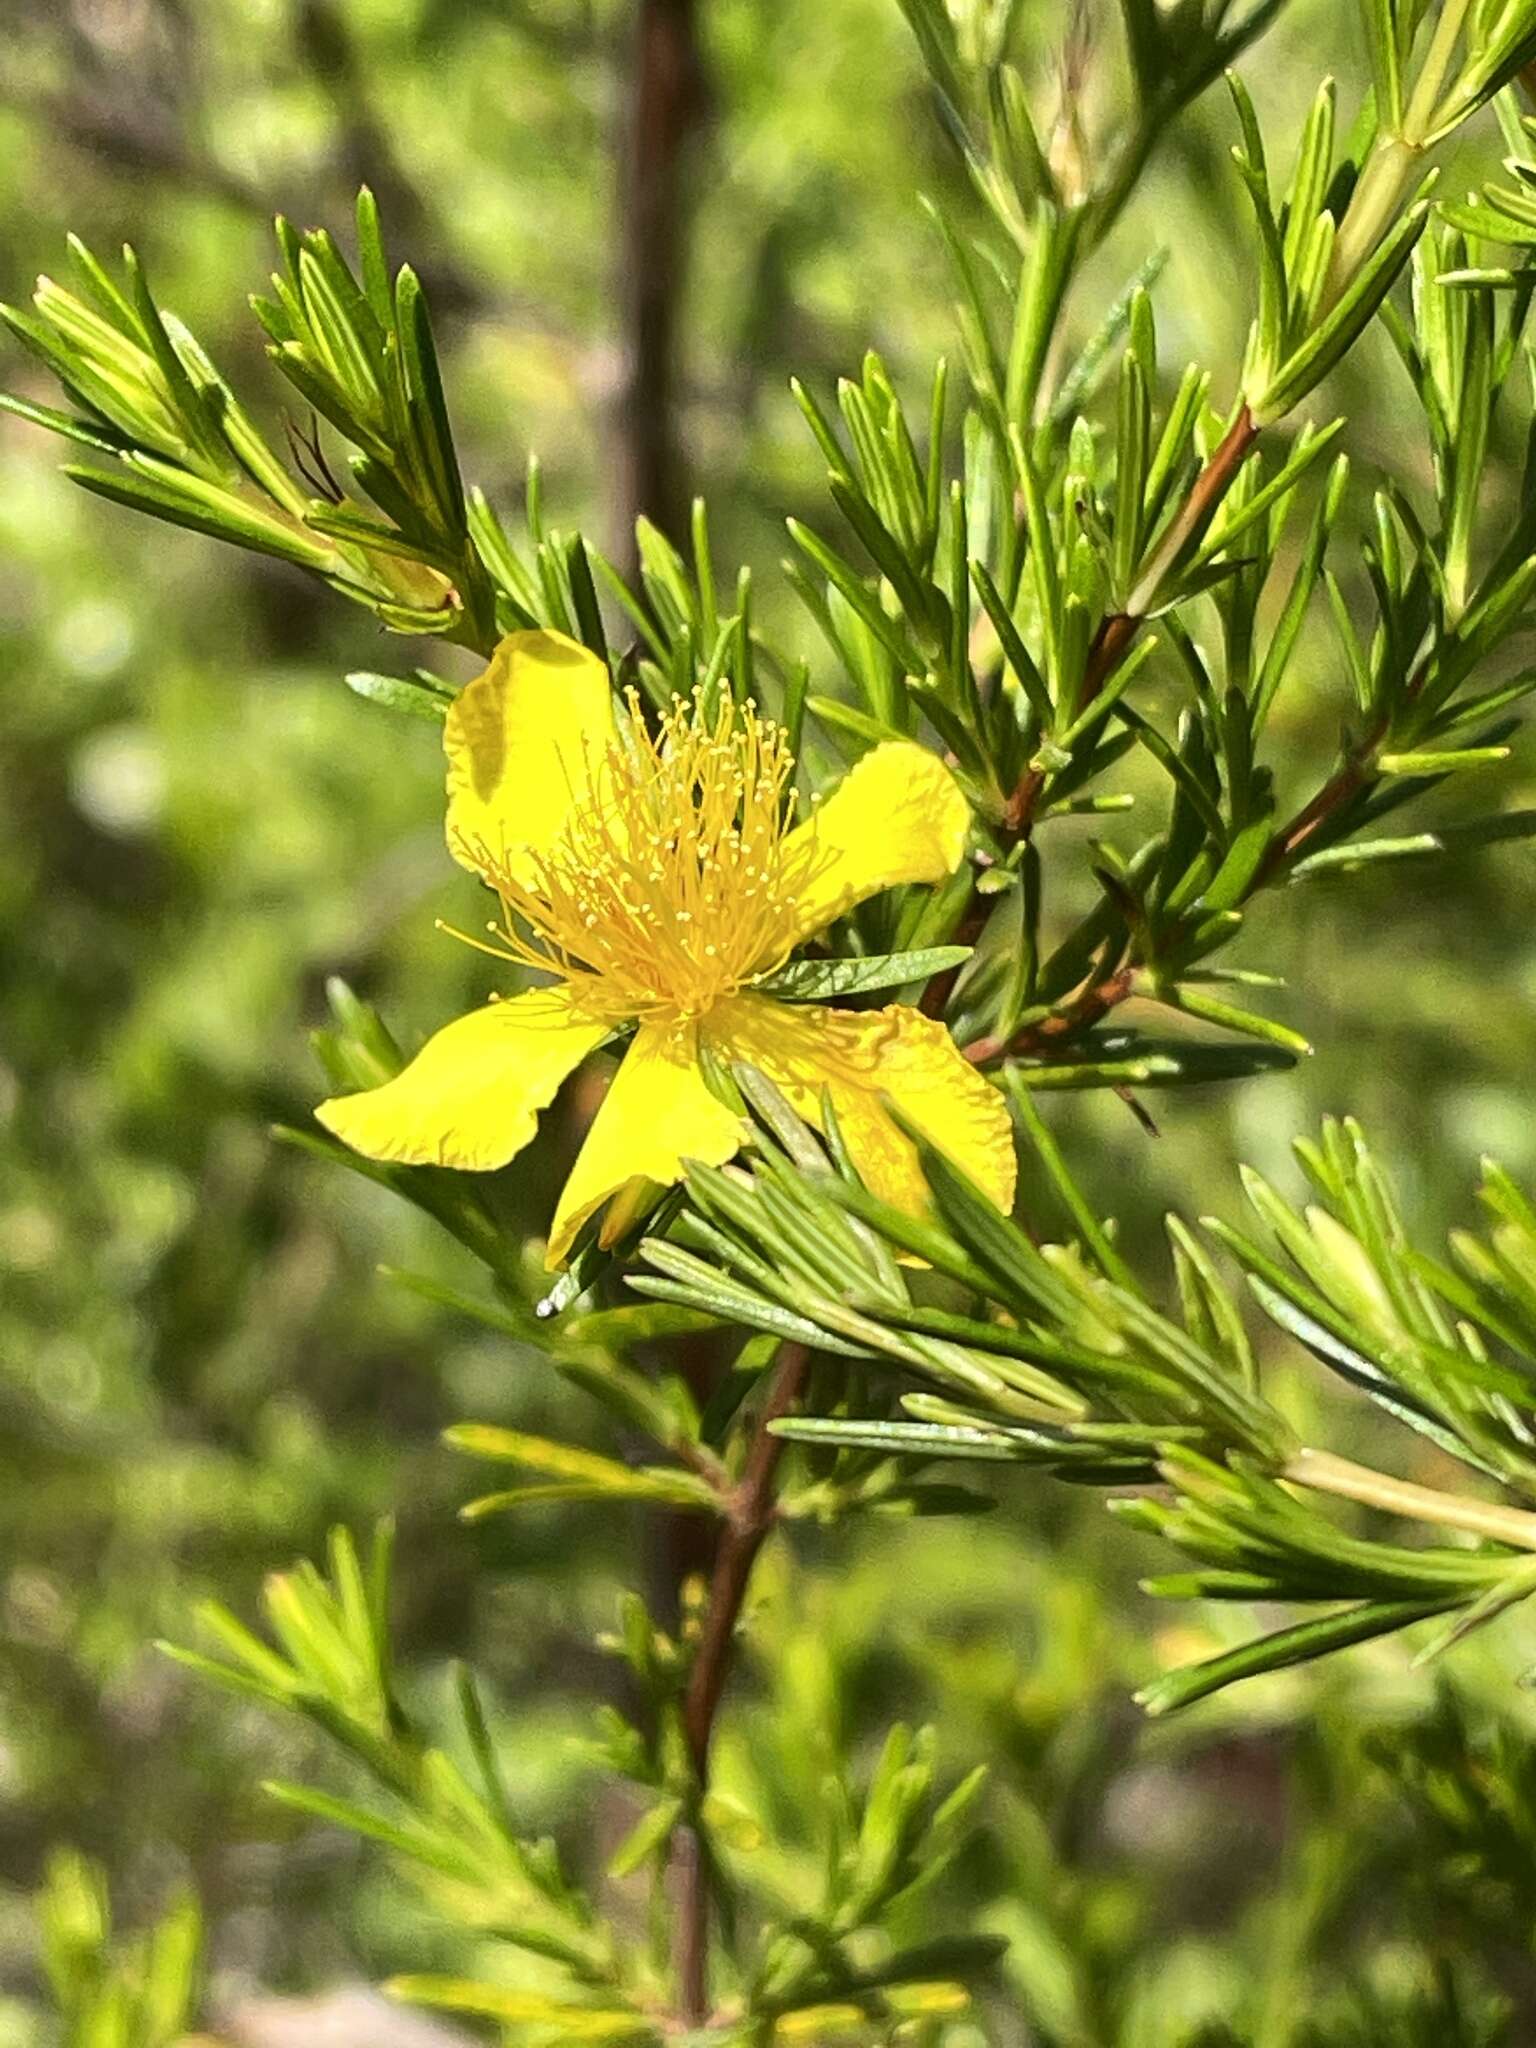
[451,688,823,1024]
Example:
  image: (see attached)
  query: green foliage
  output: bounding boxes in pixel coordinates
[659,1085,1536,1715]
[767,14,1536,1091]
[14,2,1536,1106]
[35,1853,202,2048]
[159,1523,999,2042]
[0,212,488,641]
[168,1529,634,2026]
[11,1,1536,2044]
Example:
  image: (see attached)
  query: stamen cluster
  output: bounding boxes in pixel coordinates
[461,689,814,1023]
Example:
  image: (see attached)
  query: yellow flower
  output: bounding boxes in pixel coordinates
[317,630,1015,1266]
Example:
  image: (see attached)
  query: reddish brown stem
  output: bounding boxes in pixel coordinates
[919,894,990,1019]
[674,1341,810,2024]
[1136,405,1261,607]
[995,406,1260,842]
[1249,756,1373,891]
[967,717,1394,1069]
[615,0,708,568]
[962,406,1372,1065]
[964,965,1134,1067]
[938,416,1266,1044]
[1073,609,1142,720]
[1248,643,1435,894]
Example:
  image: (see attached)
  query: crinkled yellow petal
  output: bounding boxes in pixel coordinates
[444,629,616,889]
[545,1020,747,1268]
[774,741,970,950]
[316,988,609,1171]
[707,992,1015,1217]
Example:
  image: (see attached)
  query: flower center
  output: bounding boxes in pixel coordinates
[460,689,814,1024]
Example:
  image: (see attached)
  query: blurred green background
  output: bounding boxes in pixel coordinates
[3,1,1536,2041]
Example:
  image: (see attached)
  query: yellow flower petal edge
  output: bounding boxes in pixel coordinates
[777,741,970,946]
[707,992,1016,1218]
[316,989,609,1171]
[545,1020,747,1268]
[444,629,616,890]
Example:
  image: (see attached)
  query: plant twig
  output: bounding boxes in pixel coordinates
[1249,645,1434,892]
[1249,752,1375,889]
[965,718,1376,1061]
[615,0,709,570]
[919,894,989,1018]
[674,1340,810,2024]
[966,568,1427,1063]
[1127,404,1260,614]
[991,407,1260,850]
[964,965,1134,1067]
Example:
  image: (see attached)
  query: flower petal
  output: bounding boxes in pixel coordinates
[445,629,616,889]
[775,742,970,948]
[545,1020,747,1268]
[316,988,608,1170]
[708,992,1015,1217]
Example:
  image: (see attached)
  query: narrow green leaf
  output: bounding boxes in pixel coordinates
[444,1426,717,1508]
[1377,746,1509,774]
[1156,981,1312,1055]
[1133,1597,1457,1715]
[607,1797,683,1878]
[1251,190,1433,423]
[752,947,972,1000]
[1188,419,1344,570]
[344,669,454,721]
[773,1415,1023,1459]
[0,389,134,455]
[387,1980,650,2042]
[395,265,466,533]
[64,460,337,572]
